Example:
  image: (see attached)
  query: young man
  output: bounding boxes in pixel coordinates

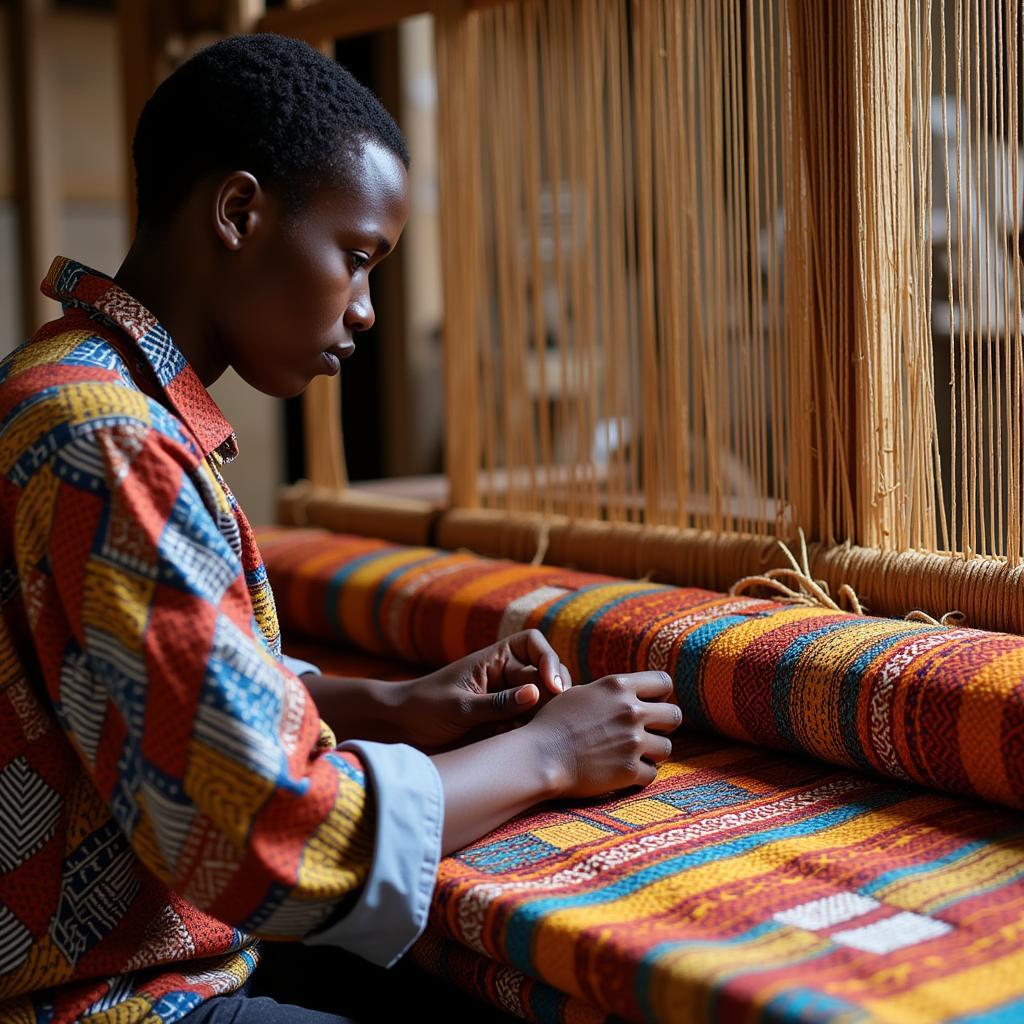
[0,35,680,1023]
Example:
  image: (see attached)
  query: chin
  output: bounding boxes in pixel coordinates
[235,368,308,400]
[276,379,311,400]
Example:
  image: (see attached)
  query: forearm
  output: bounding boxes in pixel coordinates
[302,673,408,744]
[432,727,564,855]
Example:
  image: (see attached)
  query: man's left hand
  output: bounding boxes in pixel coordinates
[395,629,571,750]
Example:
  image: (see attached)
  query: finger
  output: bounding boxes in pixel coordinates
[630,671,675,700]
[634,761,658,788]
[476,683,539,721]
[539,651,565,694]
[508,630,566,693]
[559,662,573,689]
[642,701,684,733]
[642,734,674,764]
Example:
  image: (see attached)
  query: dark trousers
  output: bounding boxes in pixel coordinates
[181,944,521,1022]
[180,992,352,1023]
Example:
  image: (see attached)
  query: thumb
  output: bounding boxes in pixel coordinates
[478,683,539,720]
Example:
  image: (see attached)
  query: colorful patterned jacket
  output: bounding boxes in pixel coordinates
[0,258,442,1023]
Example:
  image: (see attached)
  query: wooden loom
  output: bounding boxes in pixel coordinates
[105,11,1024,1021]
[122,0,1024,634]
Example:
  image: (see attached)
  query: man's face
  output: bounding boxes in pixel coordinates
[217,139,410,398]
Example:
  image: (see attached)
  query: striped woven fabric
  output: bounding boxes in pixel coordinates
[258,527,1024,810]
[414,734,1024,1024]
[257,526,1024,1022]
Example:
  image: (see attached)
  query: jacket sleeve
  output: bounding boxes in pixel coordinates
[14,401,440,960]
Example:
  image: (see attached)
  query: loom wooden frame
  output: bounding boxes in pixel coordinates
[116,1,1024,634]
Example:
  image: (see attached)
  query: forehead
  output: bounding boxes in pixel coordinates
[305,140,410,233]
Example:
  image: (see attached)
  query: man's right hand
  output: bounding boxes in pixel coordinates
[432,670,683,854]
[527,671,682,797]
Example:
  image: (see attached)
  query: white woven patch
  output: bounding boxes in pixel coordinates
[773,892,880,931]
[497,586,570,638]
[832,911,952,954]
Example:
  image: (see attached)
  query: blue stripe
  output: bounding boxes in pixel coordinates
[576,586,668,681]
[370,552,446,647]
[502,787,905,972]
[633,921,780,1022]
[769,623,843,749]
[837,630,914,769]
[526,978,568,1022]
[673,617,748,730]
[953,995,1024,1023]
[862,825,1024,908]
[757,986,869,1024]
[322,549,401,640]
[537,584,616,635]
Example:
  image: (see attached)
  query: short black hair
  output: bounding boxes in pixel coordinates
[132,34,409,225]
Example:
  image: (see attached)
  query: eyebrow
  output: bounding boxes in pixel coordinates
[374,234,392,257]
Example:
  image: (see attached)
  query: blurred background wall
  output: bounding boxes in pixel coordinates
[0,1,444,522]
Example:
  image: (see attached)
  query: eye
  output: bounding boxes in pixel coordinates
[348,252,370,274]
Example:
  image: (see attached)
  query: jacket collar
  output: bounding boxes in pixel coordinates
[42,256,238,462]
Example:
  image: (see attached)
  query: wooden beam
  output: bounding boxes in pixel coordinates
[434,0,482,507]
[9,0,61,336]
[225,0,266,34]
[258,0,504,44]
[118,0,159,238]
[303,374,348,490]
[259,0,431,42]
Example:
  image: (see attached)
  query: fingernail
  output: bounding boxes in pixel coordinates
[553,675,564,692]
[515,686,534,705]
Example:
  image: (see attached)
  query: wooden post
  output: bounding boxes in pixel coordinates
[8,0,61,336]
[117,0,159,240]
[434,0,482,507]
[300,36,350,492]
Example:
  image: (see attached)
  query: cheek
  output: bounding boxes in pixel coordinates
[272,254,350,342]
[219,235,351,380]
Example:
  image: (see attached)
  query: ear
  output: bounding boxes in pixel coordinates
[212,171,264,250]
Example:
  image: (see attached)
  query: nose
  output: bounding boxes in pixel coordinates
[343,282,375,333]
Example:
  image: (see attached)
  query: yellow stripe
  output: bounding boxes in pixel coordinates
[648,926,826,1023]
[702,606,832,742]
[82,558,155,650]
[789,619,912,766]
[859,940,1024,1021]
[337,547,437,650]
[954,642,1023,806]
[440,563,567,661]
[13,465,59,570]
[877,839,1024,914]
[1,382,152,475]
[530,794,941,996]
[5,328,95,379]
[541,583,662,681]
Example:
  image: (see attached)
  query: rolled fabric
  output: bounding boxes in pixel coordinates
[258,527,1024,810]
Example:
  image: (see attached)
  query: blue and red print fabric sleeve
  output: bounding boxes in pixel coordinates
[12,384,440,961]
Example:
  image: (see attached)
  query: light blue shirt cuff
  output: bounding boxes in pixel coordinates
[303,740,444,968]
[282,653,321,677]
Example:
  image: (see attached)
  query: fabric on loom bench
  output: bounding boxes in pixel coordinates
[257,527,1024,809]
[414,734,1024,1024]
[256,526,1024,1022]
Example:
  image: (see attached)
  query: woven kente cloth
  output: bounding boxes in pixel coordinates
[259,527,1024,810]
[258,526,1024,1023]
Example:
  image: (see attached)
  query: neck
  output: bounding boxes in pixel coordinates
[114,222,228,387]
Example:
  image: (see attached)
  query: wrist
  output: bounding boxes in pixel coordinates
[305,674,407,744]
[523,720,572,800]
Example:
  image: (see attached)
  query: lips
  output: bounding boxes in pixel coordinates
[319,341,356,377]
